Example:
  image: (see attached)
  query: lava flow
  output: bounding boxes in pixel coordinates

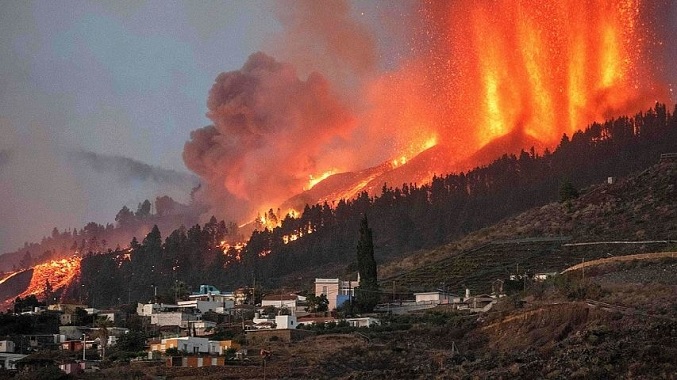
[0,257,81,310]
[20,257,81,301]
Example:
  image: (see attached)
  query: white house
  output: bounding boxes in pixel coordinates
[177,300,233,314]
[96,311,121,323]
[0,341,25,370]
[261,294,301,309]
[188,320,217,336]
[344,317,380,328]
[533,272,558,282]
[149,337,238,356]
[275,315,297,330]
[315,277,358,311]
[150,336,210,355]
[59,313,73,326]
[413,292,461,305]
[0,353,25,370]
[137,303,162,316]
[459,294,497,312]
[0,341,15,353]
[150,312,198,328]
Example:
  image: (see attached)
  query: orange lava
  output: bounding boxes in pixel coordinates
[19,257,81,302]
[420,0,666,154]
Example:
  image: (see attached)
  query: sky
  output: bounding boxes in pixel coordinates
[1,0,675,255]
[0,1,286,252]
[0,0,409,254]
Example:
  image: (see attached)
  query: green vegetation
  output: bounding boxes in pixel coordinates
[106,330,147,362]
[355,215,379,312]
[559,179,580,202]
[304,293,329,313]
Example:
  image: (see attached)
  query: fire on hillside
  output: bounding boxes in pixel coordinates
[0,257,81,310]
[184,0,670,227]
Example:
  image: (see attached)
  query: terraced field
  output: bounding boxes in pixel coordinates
[383,238,675,294]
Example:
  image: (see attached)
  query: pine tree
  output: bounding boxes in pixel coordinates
[559,179,579,202]
[356,215,379,312]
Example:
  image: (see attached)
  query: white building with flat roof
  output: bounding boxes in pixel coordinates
[150,312,198,328]
[315,278,358,311]
[275,315,298,330]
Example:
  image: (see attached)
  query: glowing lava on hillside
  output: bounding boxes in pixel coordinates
[21,258,81,300]
[0,257,81,311]
[184,0,670,226]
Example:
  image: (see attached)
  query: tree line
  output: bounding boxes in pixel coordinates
[73,103,677,307]
[0,195,202,273]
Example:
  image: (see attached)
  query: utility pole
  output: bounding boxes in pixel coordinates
[392,281,396,303]
[348,281,352,316]
[581,258,586,281]
[576,258,586,280]
[151,284,157,303]
[252,277,256,306]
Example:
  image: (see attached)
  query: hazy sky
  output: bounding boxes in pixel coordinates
[0,1,283,252]
[0,0,405,253]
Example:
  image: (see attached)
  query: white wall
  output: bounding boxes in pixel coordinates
[0,341,15,353]
[275,315,297,330]
[174,337,210,354]
[260,299,297,309]
[150,312,197,327]
[414,292,441,303]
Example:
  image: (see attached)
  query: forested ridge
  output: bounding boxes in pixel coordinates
[0,196,202,273]
[232,103,677,284]
[16,103,677,306]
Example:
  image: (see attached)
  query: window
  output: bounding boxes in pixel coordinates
[322,286,327,295]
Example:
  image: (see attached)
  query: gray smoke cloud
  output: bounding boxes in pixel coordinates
[68,150,199,187]
[183,52,356,220]
[270,0,377,84]
[0,120,194,254]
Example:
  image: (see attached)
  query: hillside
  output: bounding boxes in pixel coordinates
[64,257,677,379]
[234,104,677,290]
[379,159,677,294]
[4,129,677,380]
[3,104,677,310]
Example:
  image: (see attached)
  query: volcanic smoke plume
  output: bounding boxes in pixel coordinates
[184,0,672,223]
[183,52,355,220]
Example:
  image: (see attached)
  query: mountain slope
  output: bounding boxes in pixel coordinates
[380,159,677,292]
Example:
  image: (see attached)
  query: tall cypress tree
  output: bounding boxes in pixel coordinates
[356,215,379,311]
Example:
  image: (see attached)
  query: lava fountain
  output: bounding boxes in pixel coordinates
[417,0,668,155]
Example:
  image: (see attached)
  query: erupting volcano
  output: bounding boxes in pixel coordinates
[184,0,671,225]
[424,0,666,149]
